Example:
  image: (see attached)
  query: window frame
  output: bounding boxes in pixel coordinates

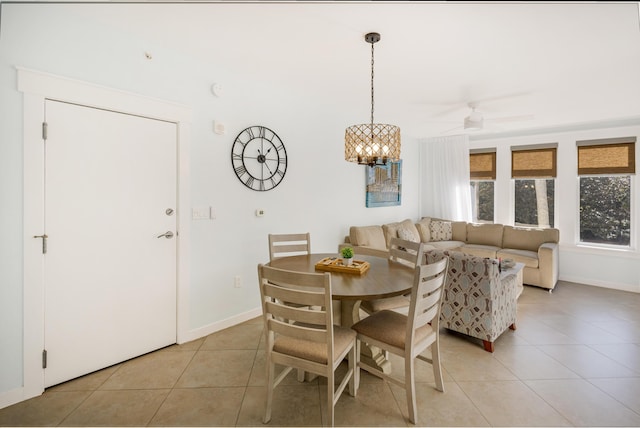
[469,149,496,223]
[511,144,558,229]
[576,137,636,250]
[470,179,495,224]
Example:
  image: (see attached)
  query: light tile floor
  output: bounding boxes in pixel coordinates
[2,281,640,427]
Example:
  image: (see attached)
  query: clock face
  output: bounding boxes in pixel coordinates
[231,126,288,191]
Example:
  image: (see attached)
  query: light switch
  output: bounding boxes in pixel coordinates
[192,207,209,220]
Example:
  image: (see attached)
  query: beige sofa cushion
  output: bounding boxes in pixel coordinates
[502,226,560,252]
[382,219,419,247]
[416,217,431,242]
[497,248,539,268]
[429,241,465,251]
[349,225,387,250]
[462,244,500,258]
[466,223,504,247]
[451,221,468,242]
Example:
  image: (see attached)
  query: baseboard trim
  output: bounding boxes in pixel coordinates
[179,307,263,344]
[559,275,640,294]
[0,386,26,411]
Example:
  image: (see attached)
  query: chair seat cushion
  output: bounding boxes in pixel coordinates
[360,295,409,313]
[273,325,355,364]
[351,310,433,350]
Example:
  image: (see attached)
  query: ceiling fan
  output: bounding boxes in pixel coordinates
[441,102,535,133]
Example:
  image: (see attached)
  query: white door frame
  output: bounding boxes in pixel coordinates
[18,67,192,401]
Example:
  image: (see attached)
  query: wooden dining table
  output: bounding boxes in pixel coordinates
[266,252,415,374]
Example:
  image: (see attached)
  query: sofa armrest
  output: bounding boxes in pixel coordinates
[538,242,559,289]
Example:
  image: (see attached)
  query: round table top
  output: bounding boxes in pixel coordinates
[265,253,414,301]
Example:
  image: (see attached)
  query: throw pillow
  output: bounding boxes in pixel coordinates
[430,220,452,242]
[398,226,420,243]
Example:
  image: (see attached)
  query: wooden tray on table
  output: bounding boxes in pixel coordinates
[314,257,370,275]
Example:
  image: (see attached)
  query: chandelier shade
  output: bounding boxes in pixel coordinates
[345,32,401,166]
[344,123,401,165]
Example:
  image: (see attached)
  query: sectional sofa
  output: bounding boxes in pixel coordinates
[341,217,560,291]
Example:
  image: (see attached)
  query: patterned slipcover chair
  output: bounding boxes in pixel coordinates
[425,250,519,352]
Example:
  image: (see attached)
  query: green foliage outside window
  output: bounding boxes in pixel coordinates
[580,176,630,245]
[514,179,555,228]
[470,181,494,223]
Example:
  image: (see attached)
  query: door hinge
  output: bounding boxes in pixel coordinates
[33,234,48,254]
[42,122,48,141]
[42,349,47,369]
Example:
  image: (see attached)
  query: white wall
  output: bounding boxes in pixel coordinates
[0,4,421,405]
[469,122,640,293]
[2,2,639,408]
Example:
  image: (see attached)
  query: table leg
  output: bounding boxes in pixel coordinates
[340,300,392,375]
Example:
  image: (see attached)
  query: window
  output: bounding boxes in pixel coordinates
[470,150,495,223]
[577,138,635,246]
[511,145,557,228]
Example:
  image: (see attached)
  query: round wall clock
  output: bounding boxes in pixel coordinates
[231,125,288,191]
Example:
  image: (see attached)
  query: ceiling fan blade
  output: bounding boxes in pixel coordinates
[427,91,532,117]
[485,114,535,123]
[423,119,460,124]
[440,124,464,134]
[430,104,468,118]
[470,91,532,107]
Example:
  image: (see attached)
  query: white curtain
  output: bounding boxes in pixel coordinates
[419,134,472,221]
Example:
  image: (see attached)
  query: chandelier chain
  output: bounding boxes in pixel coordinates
[370,41,375,126]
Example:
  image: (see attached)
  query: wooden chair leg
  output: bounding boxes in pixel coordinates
[327,371,335,427]
[297,369,305,382]
[349,342,357,397]
[431,342,444,392]
[405,356,417,425]
[264,361,275,423]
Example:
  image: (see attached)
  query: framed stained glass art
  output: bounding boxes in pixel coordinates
[365,160,402,207]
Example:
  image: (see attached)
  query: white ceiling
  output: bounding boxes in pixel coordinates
[18,0,640,139]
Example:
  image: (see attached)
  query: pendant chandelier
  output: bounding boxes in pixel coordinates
[345,32,401,166]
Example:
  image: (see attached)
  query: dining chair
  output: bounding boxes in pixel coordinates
[359,237,426,315]
[350,256,448,425]
[257,264,357,426]
[268,232,311,261]
[267,233,314,381]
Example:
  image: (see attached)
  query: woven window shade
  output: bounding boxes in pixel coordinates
[577,142,635,175]
[511,147,557,178]
[470,152,496,180]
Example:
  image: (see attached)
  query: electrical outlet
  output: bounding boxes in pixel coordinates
[234,275,242,288]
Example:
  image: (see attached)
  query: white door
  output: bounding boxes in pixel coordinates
[43,100,177,387]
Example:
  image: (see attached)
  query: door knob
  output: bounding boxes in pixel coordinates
[157,231,174,239]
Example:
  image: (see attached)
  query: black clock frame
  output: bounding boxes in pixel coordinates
[231,125,288,191]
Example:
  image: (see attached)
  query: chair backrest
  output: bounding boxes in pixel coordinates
[388,237,426,268]
[268,233,311,261]
[406,257,448,350]
[257,264,334,363]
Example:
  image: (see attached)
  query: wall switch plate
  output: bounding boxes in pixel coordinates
[213,120,226,135]
[192,207,209,220]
